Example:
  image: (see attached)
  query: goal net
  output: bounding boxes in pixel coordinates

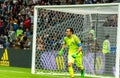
[32,3,120,78]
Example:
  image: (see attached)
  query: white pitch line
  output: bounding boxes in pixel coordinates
[0,70,115,78]
[36,72,115,78]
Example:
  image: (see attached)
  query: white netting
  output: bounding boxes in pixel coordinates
[32,4,120,78]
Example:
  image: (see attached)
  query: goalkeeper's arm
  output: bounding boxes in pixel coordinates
[58,44,66,56]
[77,45,82,53]
[72,44,82,58]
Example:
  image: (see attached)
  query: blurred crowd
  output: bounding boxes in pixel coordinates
[103,15,117,27]
[36,9,80,51]
[0,0,34,49]
[0,0,119,49]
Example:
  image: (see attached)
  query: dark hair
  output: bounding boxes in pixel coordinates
[105,35,110,39]
[67,27,74,34]
[92,26,95,29]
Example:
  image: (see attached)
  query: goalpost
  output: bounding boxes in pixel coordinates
[32,3,120,78]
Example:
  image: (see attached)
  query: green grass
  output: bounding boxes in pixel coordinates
[0,66,96,78]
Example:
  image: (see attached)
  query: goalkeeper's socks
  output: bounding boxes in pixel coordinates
[68,67,74,78]
[81,69,85,78]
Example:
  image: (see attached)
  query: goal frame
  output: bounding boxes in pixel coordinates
[32,3,120,78]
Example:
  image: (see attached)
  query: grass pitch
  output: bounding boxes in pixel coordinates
[0,66,97,78]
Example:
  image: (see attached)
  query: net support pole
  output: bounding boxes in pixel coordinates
[115,4,120,78]
[31,6,38,74]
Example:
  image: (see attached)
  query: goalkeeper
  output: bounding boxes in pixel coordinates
[58,27,84,78]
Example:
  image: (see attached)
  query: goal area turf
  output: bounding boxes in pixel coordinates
[0,66,96,78]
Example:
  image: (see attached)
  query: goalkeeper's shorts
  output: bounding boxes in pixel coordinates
[68,52,84,69]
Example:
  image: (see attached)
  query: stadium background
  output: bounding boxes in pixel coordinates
[0,0,119,78]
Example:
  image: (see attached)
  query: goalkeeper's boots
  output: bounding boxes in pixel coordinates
[81,69,85,78]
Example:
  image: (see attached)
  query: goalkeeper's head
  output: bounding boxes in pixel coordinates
[66,27,74,37]
[105,35,110,39]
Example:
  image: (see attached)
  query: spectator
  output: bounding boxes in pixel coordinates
[43,31,49,41]
[13,37,21,49]
[102,35,110,54]
[84,0,92,4]
[23,15,31,30]
[8,25,16,47]
[66,0,76,4]
[5,1,12,14]
[102,35,111,74]
[13,17,18,24]
[20,32,28,49]
[25,28,31,37]
[29,12,34,24]
[37,36,45,51]
[30,23,33,35]
[111,15,117,27]
[54,0,61,5]
[49,0,53,5]
[12,2,19,16]
[88,26,96,40]
[103,17,110,27]
[16,27,23,37]
[25,0,29,5]
[52,32,58,43]
[0,33,9,47]
[103,15,117,27]
[8,26,15,41]
[0,19,3,34]
[23,38,31,50]
[87,33,94,52]
[93,39,101,52]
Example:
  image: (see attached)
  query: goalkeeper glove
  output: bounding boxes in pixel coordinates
[58,49,63,56]
[72,52,79,58]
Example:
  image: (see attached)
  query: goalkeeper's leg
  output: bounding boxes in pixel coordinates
[76,52,85,77]
[68,55,75,78]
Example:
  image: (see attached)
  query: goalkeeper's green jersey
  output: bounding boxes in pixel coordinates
[63,34,81,55]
